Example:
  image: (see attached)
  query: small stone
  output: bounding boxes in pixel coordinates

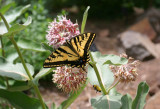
[128,18,156,40]
[119,31,160,60]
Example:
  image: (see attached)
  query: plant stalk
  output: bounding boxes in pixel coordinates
[9,36,33,80]
[0,13,10,89]
[0,37,5,57]
[89,51,107,95]
[107,80,120,94]
[0,13,10,30]
[9,36,46,109]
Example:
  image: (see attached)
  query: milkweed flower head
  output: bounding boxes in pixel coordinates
[53,66,87,93]
[46,15,80,49]
[110,53,140,83]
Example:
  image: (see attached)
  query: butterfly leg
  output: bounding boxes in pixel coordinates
[89,62,93,68]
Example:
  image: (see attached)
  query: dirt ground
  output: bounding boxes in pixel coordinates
[40,17,160,109]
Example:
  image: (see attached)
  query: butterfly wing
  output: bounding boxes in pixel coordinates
[70,33,96,60]
[43,33,96,68]
[43,45,79,68]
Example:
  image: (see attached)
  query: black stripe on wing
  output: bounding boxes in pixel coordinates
[84,33,96,51]
[44,60,81,68]
[83,33,96,58]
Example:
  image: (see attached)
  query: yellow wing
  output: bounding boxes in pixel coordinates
[43,45,79,68]
[43,33,96,68]
[70,33,96,57]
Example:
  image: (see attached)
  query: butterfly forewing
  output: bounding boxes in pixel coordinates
[43,45,79,68]
[70,33,96,57]
[43,33,96,68]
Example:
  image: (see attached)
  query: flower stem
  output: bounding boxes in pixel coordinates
[107,80,120,94]
[9,36,46,109]
[89,51,107,95]
[9,36,33,80]
[0,13,10,89]
[0,13,10,30]
[0,37,5,57]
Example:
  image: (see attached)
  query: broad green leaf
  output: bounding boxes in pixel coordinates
[88,63,114,90]
[7,81,32,91]
[0,5,30,35]
[0,77,6,89]
[41,42,54,52]
[34,68,54,84]
[132,82,149,109]
[103,55,128,65]
[91,52,128,66]
[1,16,32,36]
[0,2,15,14]
[1,4,30,23]
[91,94,122,109]
[0,63,34,81]
[51,102,56,109]
[81,6,90,33]
[0,89,47,109]
[121,94,132,109]
[17,38,46,52]
[6,53,18,63]
[0,56,7,63]
[58,80,88,109]
[0,23,8,35]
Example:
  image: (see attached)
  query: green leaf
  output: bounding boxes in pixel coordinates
[0,5,30,35]
[81,6,90,33]
[0,62,34,81]
[0,2,15,14]
[91,52,128,66]
[58,80,88,109]
[7,81,32,91]
[0,89,47,109]
[132,82,149,109]
[34,68,54,84]
[1,4,30,23]
[0,77,6,89]
[51,102,56,109]
[88,63,114,90]
[1,16,32,36]
[17,38,46,52]
[103,55,128,65]
[6,53,18,63]
[41,42,54,52]
[121,94,132,109]
[0,23,8,36]
[0,56,7,63]
[91,94,122,109]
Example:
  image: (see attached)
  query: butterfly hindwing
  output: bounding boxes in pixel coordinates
[43,33,96,68]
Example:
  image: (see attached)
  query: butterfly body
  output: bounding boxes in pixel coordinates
[43,33,96,69]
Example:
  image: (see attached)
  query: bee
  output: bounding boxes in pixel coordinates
[93,85,101,92]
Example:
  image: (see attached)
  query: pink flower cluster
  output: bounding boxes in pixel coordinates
[53,66,87,93]
[46,16,80,49]
[110,54,140,82]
